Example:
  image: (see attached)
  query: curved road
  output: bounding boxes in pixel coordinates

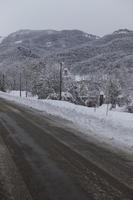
[0,98,133,200]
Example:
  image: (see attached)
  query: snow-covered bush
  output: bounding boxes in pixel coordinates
[85,97,98,107]
[117,94,131,107]
[127,103,133,113]
[47,93,59,100]
[61,92,75,103]
[47,92,76,103]
[106,79,121,108]
[32,64,60,99]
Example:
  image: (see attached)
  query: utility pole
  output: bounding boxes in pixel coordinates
[25,77,28,98]
[20,72,22,97]
[59,62,63,100]
[13,79,16,90]
[2,74,5,92]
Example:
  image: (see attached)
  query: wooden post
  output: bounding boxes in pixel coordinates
[13,80,16,90]
[26,77,28,98]
[59,62,63,100]
[20,73,22,97]
[2,74,5,92]
[99,94,104,106]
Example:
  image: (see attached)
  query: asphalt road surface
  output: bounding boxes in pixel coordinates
[0,98,133,200]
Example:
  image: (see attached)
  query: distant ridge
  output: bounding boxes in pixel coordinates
[113,28,133,35]
[0,28,133,80]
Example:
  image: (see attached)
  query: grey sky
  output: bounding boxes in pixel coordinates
[0,0,133,36]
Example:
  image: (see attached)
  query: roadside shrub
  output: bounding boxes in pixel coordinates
[127,103,133,113]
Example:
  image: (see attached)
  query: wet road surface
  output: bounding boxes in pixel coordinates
[0,98,133,200]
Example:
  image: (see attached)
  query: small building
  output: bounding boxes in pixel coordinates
[99,91,105,106]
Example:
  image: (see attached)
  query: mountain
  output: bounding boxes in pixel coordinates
[0,29,98,57]
[0,28,133,80]
[46,29,133,76]
[0,29,98,72]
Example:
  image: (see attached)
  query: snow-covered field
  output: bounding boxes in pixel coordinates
[7,90,38,99]
[8,90,26,97]
[0,91,133,154]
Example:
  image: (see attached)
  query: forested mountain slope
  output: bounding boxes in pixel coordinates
[0,28,133,77]
[0,29,133,94]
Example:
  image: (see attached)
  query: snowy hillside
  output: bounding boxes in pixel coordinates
[0,28,133,76]
[0,28,133,102]
[0,91,133,155]
[0,36,4,44]
[0,29,98,72]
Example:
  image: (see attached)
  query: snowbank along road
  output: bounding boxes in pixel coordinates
[0,98,133,200]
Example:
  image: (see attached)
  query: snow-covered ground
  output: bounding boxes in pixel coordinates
[8,90,26,97]
[7,90,38,99]
[14,40,22,44]
[0,91,133,154]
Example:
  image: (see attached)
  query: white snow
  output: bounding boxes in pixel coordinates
[96,36,100,39]
[46,30,56,35]
[113,29,131,35]
[46,41,53,47]
[7,90,38,99]
[84,33,90,38]
[8,90,27,97]
[0,91,133,154]
[10,30,31,37]
[84,33,100,40]
[0,37,4,44]
[15,40,22,44]
[114,31,128,35]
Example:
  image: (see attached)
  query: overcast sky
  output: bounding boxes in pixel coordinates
[0,0,133,36]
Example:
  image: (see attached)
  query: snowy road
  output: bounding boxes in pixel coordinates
[0,98,133,200]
